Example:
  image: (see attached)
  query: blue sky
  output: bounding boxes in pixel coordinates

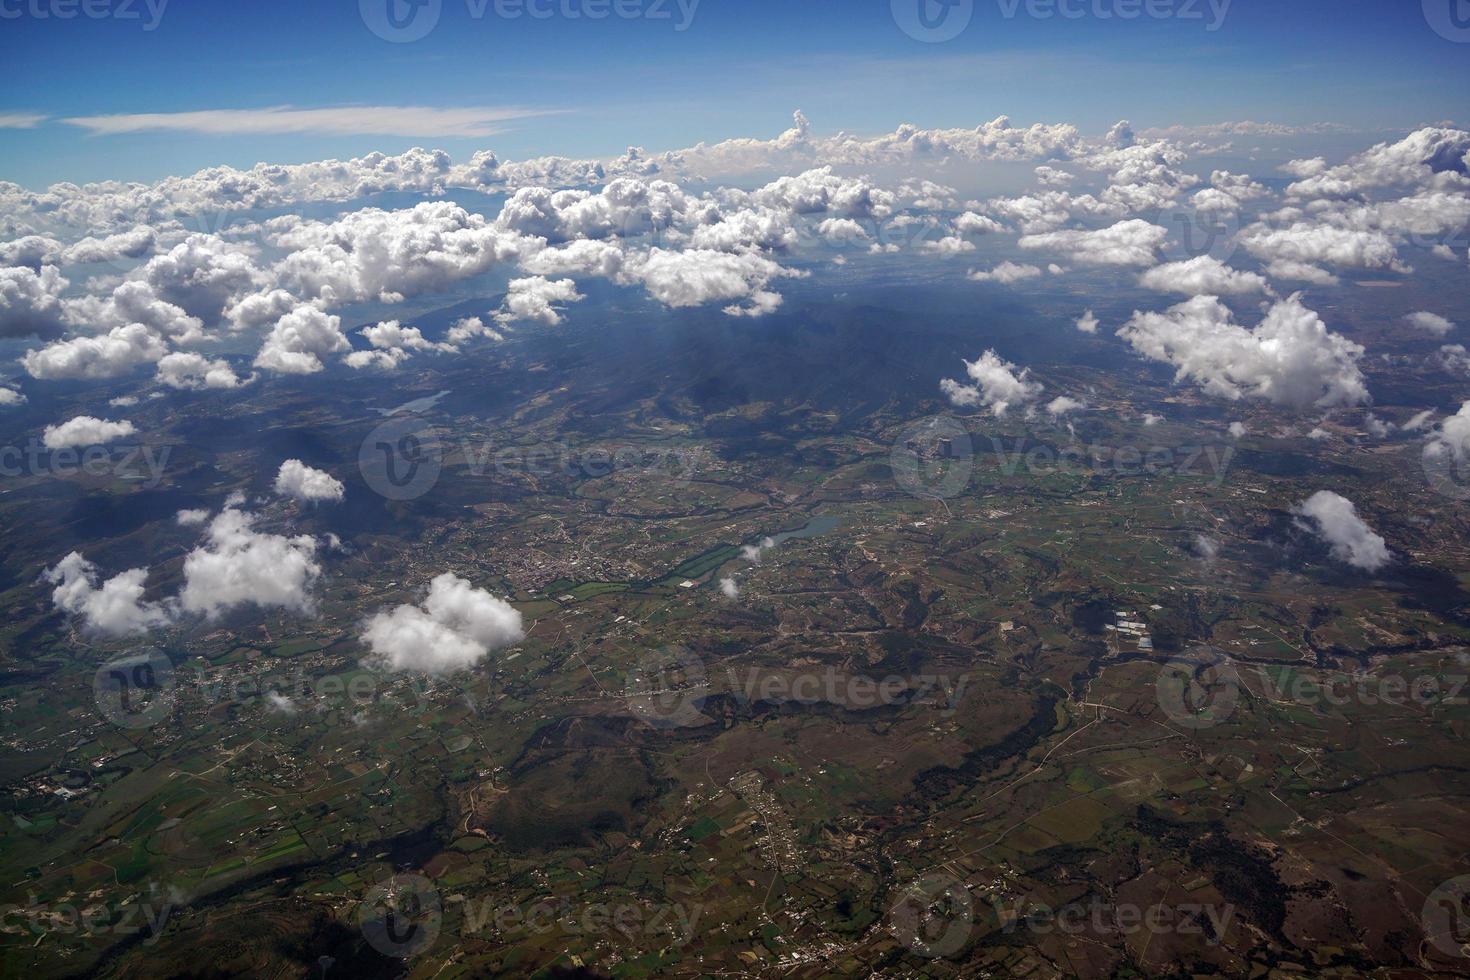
[1,0,1468,187]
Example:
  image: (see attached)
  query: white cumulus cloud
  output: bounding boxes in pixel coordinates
[361,572,524,675]
[1294,490,1390,572]
[42,416,137,449]
[1117,294,1368,408]
[940,349,1044,416]
[43,552,170,636]
[178,506,323,618]
[274,459,345,503]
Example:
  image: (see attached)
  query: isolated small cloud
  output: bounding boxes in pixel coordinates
[1402,408,1435,433]
[718,576,740,599]
[178,506,322,618]
[1294,490,1390,572]
[446,315,503,346]
[495,276,584,326]
[1075,310,1099,334]
[1117,294,1367,409]
[42,416,137,449]
[941,349,1043,416]
[1405,311,1455,337]
[265,691,297,714]
[155,351,247,390]
[1139,256,1270,296]
[361,572,524,675]
[954,211,1006,234]
[968,261,1041,284]
[923,235,976,255]
[274,459,345,503]
[1193,534,1220,560]
[1046,395,1084,416]
[741,537,775,563]
[44,552,169,636]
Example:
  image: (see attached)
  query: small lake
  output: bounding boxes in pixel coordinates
[763,513,841,548]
